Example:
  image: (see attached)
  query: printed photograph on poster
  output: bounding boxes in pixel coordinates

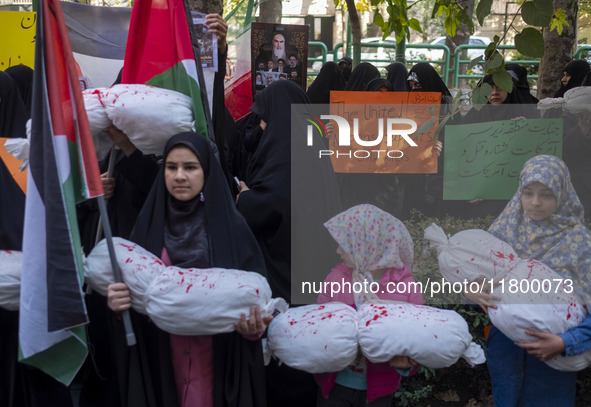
[251,22,308,96]
[192,16,218,71]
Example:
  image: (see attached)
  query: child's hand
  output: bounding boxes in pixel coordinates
[388,356,417,369]
[463,276,501,314]
[515,330,565,362]
[234,306,273,337]
[107,282,131,312]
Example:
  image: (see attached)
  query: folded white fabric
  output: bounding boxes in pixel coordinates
[84,238,165,313]
[0,250,22,311]
[144,266,287,335]
[357,302,485,368]
[487,259,590,371]
[267,303,359,374]
[424,223,518,283]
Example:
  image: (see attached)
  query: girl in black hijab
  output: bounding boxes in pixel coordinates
[504,63,538,104]
[344,62,380,91]
[386,62,410,91]
[554,59,590,98]
[107,132,268,407]
[0,70,29,139]
[5,65,34,114]
[366,77,392,92]
[307,61,346,104]
[407,62,452,103]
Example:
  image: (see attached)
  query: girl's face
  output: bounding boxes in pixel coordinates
[521,181,558,221]
[487,84,508,104]
[165,146,205,201]
[408,80,421,90]
[561,71,571,87]
[336,246,355,268]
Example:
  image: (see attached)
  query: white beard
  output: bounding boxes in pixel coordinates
[273,47,286,60]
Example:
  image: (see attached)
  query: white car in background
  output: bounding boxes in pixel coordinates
[420,36,492,62]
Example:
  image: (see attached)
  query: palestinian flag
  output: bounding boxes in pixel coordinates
[122,0,211,138]
[19,0,103,386]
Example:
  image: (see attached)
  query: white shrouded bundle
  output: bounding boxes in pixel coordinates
[487,259,590,371]
[102,84,195,155]
[424,224,518,283]
[144,266,287,335]
[266,303,359,374]
[357,302,486,368]
[0,250,23,311]
[84,238,165,313]
[85,238,286,334]
[537,87,591,115]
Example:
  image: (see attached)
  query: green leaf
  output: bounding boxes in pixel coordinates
[408,18,422,33]
[492,69,514,92]
[444,14,460,37]
[468,56,483,70]
[522,0,553,27]
[431,2,440,18]
[373,12,384,28]
[484,41,497,60]
[416,117,436,135]
[476,0,492,26]
[484,52,503,70]
[471,82,492,105]
[551,9,569,36]
[515,27,545,58]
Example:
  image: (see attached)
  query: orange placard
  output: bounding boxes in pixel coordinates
[326,91,440,174]
[1,138,27,193]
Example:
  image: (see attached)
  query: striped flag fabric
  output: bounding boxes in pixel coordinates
[224,0,255,121]
[121,0,211,139]
[19,0,103,386]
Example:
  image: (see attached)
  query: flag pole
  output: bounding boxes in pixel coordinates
[94,145,117,246]
[96,195,137,346]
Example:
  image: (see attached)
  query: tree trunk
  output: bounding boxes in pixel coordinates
[538,0,578,99]
[447,0,475,88]
[187,0,222,15]
[259,0,282,24]
[345,0,362,66]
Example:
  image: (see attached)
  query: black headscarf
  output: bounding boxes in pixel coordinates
[366,77,392,92]
[240,80,341,302]
[306,61,346,104]
[386,62,410,91]
[505,63,538,104]
[408,62,452,100]
[554,59,590,98]
[5,65,34,114]
[0,70,29,139]
[344,62,380,91]
[131,132,266,274]
[130,132,267,407]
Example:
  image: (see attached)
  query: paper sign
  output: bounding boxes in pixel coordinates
[0,11,36,70]
[443,118,562,200]
[1,138,27,193]
[326,91,440,174]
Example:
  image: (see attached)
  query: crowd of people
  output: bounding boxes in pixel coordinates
[2,12,591,407]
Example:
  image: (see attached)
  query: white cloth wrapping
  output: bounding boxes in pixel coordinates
[144,266,287,335]
[102,84,195,155]
[4,137,30,171]
[82,88,113,161]
[84,237,165,313]
[537,87,591,115]
[266,303,359,374]
[424,223,518,283]
[0,250,23,311]
[357,302,486,368]
[487,259,591,371]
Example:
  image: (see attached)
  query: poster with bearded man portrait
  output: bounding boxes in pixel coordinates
[251,22,308,96]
